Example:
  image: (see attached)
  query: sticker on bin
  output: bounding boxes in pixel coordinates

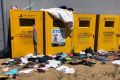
[52,28,65,47]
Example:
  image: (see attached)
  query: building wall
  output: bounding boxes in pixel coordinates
[0,0,5,50]
[1,0,120,50]
[31,0,120,14]
[2,0,30,47]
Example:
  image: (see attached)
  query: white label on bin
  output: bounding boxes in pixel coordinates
[52,28,65,47]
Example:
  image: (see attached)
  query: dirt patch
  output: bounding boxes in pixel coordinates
[0,58,120,80]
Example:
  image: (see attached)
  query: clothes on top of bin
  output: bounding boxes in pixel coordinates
[40,7,74,23]
[40,6,74,31]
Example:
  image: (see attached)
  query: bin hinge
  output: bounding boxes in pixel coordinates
[93,34,95,38]
[116,34,119,37]
[11,36,14,40]
[118,34,120,37]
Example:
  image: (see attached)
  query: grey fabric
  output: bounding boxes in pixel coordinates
[33,25,37,56]
[67,22,73,31]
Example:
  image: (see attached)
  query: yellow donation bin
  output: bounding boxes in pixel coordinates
[43,12,71,55]
[73,13,96,52]
[10,10,43,58]
[97,14,119,51]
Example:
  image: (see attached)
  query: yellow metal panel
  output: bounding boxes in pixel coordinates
[10,10,43,58]
[98,14,119,51]
[45,12,71,55]
[118,16,120,50]
[73,13,96,52]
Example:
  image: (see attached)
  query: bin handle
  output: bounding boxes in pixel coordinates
[11,35,14,40]
[118,34,120,37]
[93,34,95,38]
[116,34,119,37]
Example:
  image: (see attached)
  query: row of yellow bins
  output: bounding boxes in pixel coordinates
[10,9,120,58]
[74,14,120,53]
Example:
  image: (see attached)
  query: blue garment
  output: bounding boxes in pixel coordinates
[79,54,86,59]
[55,52,68,60]
[5,68,18,76]
[94,56,106,63]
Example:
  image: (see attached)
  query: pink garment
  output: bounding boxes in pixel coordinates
[69,53,74,57]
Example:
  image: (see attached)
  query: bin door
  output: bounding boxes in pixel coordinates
[98,15,119,51]
[73,14,96,52]
[10,10,43,58]
[45,12,71,55]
